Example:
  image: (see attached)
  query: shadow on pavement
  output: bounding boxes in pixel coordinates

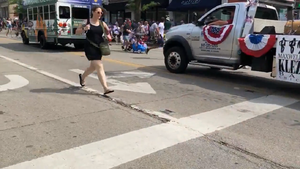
[138,65,300,98]
[0,42,83,53]
[30,86,92,95]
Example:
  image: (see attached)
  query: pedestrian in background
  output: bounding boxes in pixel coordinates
[75,5,114,95]
[146,17,165,54]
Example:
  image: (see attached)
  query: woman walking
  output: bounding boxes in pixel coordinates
[76,5,114,95]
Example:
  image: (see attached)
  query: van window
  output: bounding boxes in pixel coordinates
[255,7,278,20]
[59,6,70,19]
[72,7,89,19]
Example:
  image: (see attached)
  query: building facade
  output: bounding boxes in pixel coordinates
[103,0,133,24]
[0,0,17,19]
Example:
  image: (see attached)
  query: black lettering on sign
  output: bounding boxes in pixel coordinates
[278,59,300,75]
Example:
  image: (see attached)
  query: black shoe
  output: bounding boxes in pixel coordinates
[79,74,85,87]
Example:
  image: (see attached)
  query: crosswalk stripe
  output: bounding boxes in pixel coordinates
[3,94,297,169]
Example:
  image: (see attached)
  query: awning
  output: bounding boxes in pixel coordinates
[103,2,128,11]
[142,0,169,8]
[167,0,221,11]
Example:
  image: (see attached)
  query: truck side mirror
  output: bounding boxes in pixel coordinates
[197,20,205,26]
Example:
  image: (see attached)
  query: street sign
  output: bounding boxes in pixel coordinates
[69,69,156,94]
[0,75,29,92]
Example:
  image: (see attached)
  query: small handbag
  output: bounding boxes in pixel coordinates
[87,21,111,56]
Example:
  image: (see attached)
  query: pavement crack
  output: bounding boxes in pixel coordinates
[98,95,171,123]
[202,135,300,169]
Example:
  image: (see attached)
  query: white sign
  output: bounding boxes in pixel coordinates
[0,75,29,92]
[276,35,300,83]
[70,69,156,94]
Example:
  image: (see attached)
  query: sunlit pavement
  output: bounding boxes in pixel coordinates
[0,36,300,169]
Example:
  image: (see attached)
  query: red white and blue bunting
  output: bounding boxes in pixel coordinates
[203,25,233,45]
[238,34,276,57]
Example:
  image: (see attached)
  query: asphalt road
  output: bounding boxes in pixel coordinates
[0,34,300,169]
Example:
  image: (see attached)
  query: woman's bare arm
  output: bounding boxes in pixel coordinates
[102,22,110,35]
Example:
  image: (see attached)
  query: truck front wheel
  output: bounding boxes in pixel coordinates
[164,46,188,73]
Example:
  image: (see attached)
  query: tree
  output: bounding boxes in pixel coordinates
[126,0,160,21]
[9,0,25,16]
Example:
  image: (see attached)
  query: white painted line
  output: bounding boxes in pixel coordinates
[0,75,29,92]
[2,122,201,169]
[2,95,298,169]
[70,69,156,94]
[179,95,298,134]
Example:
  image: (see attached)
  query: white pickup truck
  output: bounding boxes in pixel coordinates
[163,0,300,84]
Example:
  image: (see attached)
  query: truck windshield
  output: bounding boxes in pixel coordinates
[255,7,278,20]
[72,7,89,19]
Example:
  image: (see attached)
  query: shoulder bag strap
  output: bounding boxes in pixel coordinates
[86,38,100,48]
[100,21,108,40]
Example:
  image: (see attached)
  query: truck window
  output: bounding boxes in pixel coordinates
[28,8,33,20]
[50,5,56,19]
[203,6,236,25]
[44,5,49,20]
[33,7,37,20]
[38,6,43,20]
[72,7,89,19]
[255,7,278,20]
[59,6,70,19]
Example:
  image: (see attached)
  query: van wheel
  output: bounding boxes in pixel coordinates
[164,46,188,73]
[21,31,29,45]
[74,43,84,49]
[39,35,48,49]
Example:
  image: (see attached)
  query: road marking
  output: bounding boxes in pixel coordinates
[70,69,156,94]
[108,71,155,79]
[0,54,173,122]
[0,37,285,95]
[2,95,297,169]
[0,75,29,92]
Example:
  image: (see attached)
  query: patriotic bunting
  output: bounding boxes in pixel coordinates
[203,24,233,45]
[238,34,276,57]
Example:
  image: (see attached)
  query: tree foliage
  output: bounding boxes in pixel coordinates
[126,0,160,21]
[9,0,25,16]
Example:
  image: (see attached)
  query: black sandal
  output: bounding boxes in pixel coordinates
[104,89,114,95]
[79,74,85,87]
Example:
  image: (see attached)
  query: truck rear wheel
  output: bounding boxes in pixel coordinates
[21,31,29,45]
[39,35,48,49]
[74,43,84,49]
[164,46,188,73]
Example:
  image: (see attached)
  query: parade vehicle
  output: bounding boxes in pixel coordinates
[163,0,300,84]
[20,0,101,49]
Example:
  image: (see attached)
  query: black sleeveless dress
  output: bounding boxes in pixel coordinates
[84,23,104,61]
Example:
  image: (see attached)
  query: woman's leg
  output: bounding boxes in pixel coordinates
[91,60,111,92]
[81,62,95,84]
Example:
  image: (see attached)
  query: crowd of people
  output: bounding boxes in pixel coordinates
[108,17,175,54]
[0,17,21,37]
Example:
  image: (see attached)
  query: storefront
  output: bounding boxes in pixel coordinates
[167,0,221,24]
[103,1,132,24]
[258,0,295,20]
[142,0,169,21]
[0,0,8,18]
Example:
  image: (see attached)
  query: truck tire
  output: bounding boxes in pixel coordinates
[74,43,84,49]
[21,31,29,45]
[39,35,48,49]
[164,46,188,73]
